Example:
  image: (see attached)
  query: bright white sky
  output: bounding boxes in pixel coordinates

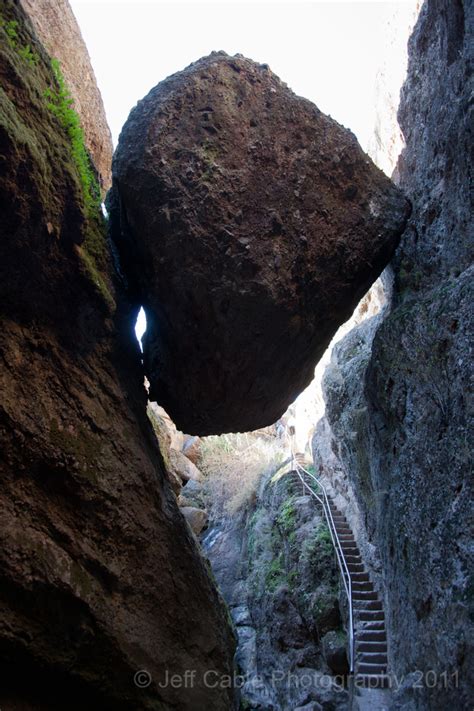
[70,0,416,150]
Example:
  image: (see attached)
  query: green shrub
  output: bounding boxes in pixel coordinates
[0,16,38,64]
[201,430,282,516]
[276,496,297,533]
[18,43,39,66]
[265,554,286,592]
[0,17,18,46]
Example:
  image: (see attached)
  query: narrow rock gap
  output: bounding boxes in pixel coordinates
[134,306,147,352]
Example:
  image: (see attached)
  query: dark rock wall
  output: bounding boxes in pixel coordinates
[314,1,473,708]
[0,2,235,709]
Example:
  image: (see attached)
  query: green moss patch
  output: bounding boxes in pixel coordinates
[44,58,100,216]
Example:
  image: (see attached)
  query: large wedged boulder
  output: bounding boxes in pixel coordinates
[110,51,410,435]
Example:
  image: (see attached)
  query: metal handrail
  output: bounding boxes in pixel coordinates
[291,451,354,674]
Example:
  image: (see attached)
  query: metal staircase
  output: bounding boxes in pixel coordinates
[327,498,389,689]
[292,454,390,692]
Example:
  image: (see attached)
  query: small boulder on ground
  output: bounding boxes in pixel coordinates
[321,630,349,675]
[182,435,201,465]
[181,506,209,535]
[180,479,206,508]
[169,448,204,483]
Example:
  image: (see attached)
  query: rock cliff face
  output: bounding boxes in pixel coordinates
[19,0,113,191]
[313,1,473,708]
[110,51,410,435]
[0,2,235,709]
[368,3,473,706]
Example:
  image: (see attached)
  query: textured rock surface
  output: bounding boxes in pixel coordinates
[148,402,185,452]
[203,470,349,710]
[312,312,388,590]
[367,3,473,705]
[182,506,209,535]
[183,435,202,465]
[366,3,420,178]
[19,0,112,192]
[313,2,473,708]
[169,448,204,483]
[0,3,235,709]
[110,51,410,435]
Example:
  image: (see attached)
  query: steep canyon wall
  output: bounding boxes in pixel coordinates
[313,2,473,708]
[0,2,235,709]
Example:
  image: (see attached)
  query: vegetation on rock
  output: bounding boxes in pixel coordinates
[45,58,100,216]
[200,429,285,516]
[0,1,112,309]
[201,431,349,708]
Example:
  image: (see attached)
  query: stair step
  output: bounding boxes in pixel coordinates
[347,563,364,573]
[357,652,388,664]
[355,674,391,689]
[356,628,387,644]
[352,582,374,591]
[356,610,384,621]
[342,548,360,556]
[358,621,386,632]
[352,590,378,601]
[357,662,387,675]
[338,534,355,539]
[351,572,370,582]
[357,641,387,653]
[354,599,383,611]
